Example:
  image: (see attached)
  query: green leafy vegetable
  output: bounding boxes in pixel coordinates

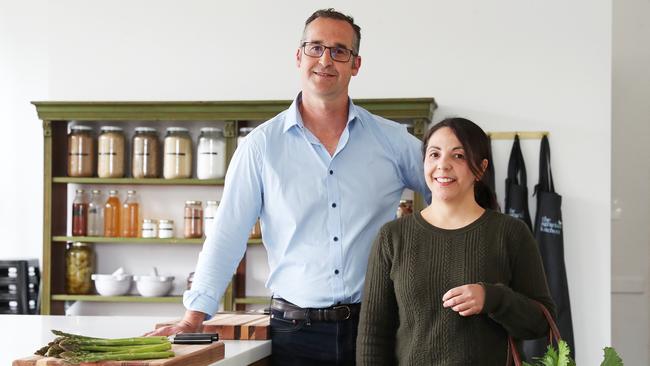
[521,340,622,366]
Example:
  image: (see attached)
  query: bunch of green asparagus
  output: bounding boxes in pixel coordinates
[34,330,174,363]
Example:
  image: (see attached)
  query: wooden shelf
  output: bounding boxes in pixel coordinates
[52,236,264,245]
[52,294,182,303]
[52,236,203,244]
[52,177,224,185]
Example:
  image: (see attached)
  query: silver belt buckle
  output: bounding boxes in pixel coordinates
[332,305,351,320]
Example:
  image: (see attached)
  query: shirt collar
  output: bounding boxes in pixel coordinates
[282,92,362,133]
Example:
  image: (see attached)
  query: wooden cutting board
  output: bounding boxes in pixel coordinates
[155,313,270,340]
[13,342,224,366]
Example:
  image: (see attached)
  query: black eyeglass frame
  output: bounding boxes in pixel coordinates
[301,42,358,62]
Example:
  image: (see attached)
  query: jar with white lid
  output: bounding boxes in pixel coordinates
[132,127,160,178]
[204,200,219,235]
[141,219,158,238]
[237,127,254,147]
[163,127,192,179]
[67,125,94,177]
[97,126,125,178]
[158,219,175,239]
[197,127,226,179]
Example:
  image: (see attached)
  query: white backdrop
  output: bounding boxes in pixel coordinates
[0,1,612,364]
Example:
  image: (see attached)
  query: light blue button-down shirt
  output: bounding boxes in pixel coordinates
[184,94,429,313]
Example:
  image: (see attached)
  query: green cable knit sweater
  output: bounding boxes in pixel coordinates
[356,209,556,365]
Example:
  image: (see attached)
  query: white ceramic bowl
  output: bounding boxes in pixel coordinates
[91,274,133,296]
[134,275,175,297]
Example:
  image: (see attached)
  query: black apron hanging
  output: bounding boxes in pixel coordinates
[523,135,576,361]
[504,134,532,230]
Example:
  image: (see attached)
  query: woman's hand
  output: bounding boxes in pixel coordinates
[442,284,485,316]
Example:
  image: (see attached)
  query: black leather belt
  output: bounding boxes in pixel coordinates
[271,298,361,322]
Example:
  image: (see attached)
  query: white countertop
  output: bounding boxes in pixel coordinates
[0,315,271,365]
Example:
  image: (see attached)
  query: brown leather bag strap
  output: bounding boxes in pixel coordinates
[506,301,561,366]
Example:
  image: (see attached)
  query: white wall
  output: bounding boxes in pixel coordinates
[612,0,650,364]
[0,2,48,260]
[1,1,612,364]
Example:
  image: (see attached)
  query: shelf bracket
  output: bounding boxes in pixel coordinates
[413,119,428,139]
[43,120,52,137]
[224,121,237,138]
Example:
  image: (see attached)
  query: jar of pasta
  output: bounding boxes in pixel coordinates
[163,127,192,179]
[65,242,94,294]
[132,127,160,178]
[97,126,125,178]
[67,125,94,177]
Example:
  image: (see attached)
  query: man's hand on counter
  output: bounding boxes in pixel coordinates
[144,310,206,336]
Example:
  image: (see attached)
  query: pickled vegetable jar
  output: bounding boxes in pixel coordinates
[65,242,94,294]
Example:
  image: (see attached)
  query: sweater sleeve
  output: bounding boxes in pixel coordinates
[481,219,557,339]
[356,224,399,365]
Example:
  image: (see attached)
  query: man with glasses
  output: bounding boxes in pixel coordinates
[148,8,428,365]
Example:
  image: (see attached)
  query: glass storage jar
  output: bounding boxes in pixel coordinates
[87,189,104,236]
[163,127,192,179]
[396,199,414,218]
[237,127,254,146]
[65,242,94,294]
[204,200,219,235]
[72,189,88,236]
[141,219,157,238]
[67,125,94,177]
[197,127,226,179]
[97,126,125,178]
[184,201,203,238]
[249,218,262,239]
[121,190,139,238]
[131,127,160,178]
[158,219,175,238]
[104,190,121,237]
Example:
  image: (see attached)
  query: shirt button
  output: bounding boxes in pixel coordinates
[334,269,339,275]
[332,203,337,208]
[333,237,338,242]
[329,170,334,175]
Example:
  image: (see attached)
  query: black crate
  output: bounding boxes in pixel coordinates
[0,299,20,314]
[0,259,40,314]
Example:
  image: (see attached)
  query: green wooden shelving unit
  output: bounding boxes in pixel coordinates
[34,98,436,315]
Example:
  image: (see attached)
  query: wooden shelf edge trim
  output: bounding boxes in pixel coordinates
[52,177,224,185]
[51,236,263,245]
[51,294,182,303]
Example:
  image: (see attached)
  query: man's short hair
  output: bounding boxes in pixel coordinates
[303,8,361,54]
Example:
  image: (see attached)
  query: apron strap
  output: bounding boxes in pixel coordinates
[535,135,555,194]
[507,134,528,186]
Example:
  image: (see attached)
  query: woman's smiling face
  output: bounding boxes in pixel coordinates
[424,127,480,204]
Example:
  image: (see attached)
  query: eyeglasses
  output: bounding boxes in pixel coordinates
[301,42,357,62]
